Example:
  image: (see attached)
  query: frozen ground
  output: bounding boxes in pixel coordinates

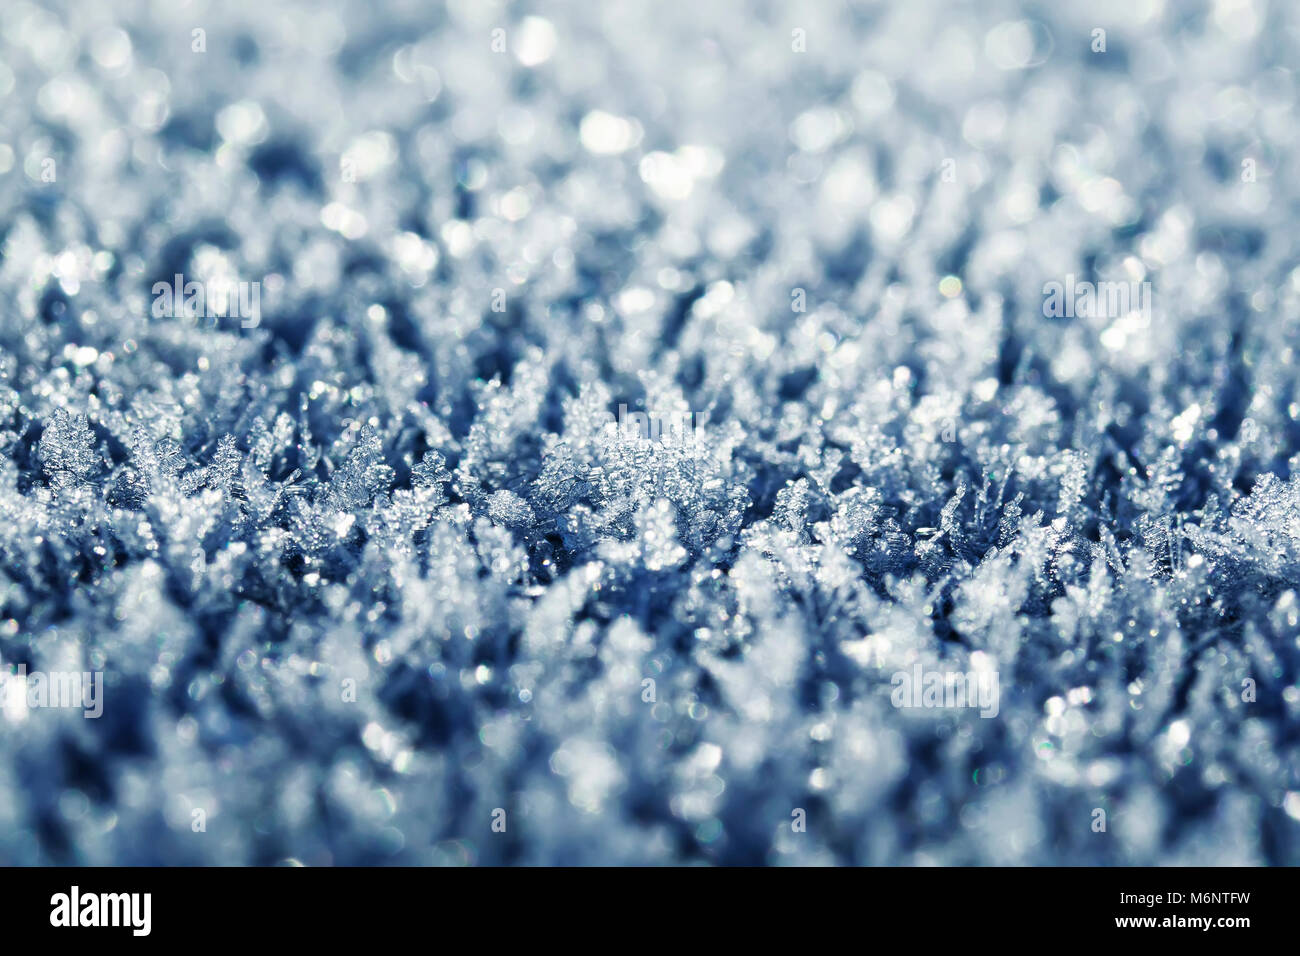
[1,0,1299,865]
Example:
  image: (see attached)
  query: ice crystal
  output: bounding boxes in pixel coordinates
[38,409,99,494]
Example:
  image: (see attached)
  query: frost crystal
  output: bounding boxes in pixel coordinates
[38,409,99,494]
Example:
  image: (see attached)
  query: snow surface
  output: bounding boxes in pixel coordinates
[1,0,1299,864]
